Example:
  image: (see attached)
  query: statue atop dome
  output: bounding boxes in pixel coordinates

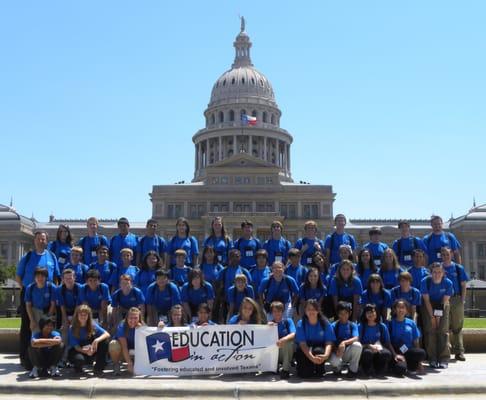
[240,16,245,33]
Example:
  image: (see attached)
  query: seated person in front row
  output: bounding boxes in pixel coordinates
[109,307,143,375]
[190,303,217,327]
[68,305,111,375]
[28,316,63,378]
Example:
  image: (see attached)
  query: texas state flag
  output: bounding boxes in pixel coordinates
[146,331,190,363]
[241,114,257,126]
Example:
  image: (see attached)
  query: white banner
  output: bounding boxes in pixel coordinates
[134,324,279,376]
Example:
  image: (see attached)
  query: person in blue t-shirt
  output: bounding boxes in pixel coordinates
[79,269,111,327]
[390,272,421,320]
[421,262,453,368]
[363,227,389,268]
[360,274,392,322]
[268,301,296,379]
[440,246,468,361]
[285,249,308,288]
[181,269,215,321]
[190,303,217,327]
[136,219,167,267]
[328,244,355,279]
[249,249,272,293]
[392,220,428,268]
[203,216,233,265]
[110,248,140,290]
[169,249,193,287]
[379,248,405,290]
[109,217,139,268]
[298,267,327,317]
[108,307,143,375]
[408,249,430,290]
[64,246,89,283]
[16,231,60,370]
[358,303,392,376]
[89,245,116,288]
[200,246,224,287]
[234,220,262,269]
[111,274,145,329]
[423,215,462,264]
[48,224,73,272]
[135,250,159,297]
[355,248,379,289]
[324,214,357,265]
[167,217,199,267]
[78,217,109,266]
[259,261,299,320]
[68,305,111,375]
[329,260,363,321]
[295,220,325,266]
[388,299,426,375]
[330,302,362,378]
[295,299,335,378]
[25,268,57,333]
[28,316,63,378]
[146,269,181,325]
[263,221,292,265]
[228,297,263,325]
[227,274,255,322]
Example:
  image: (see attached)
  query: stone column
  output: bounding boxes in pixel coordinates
[206,139,209,165]
[233,135,237,155]
[464,241,471,274]
[249,135,253,156]
[194,143,198,174]
[263,137,267,161]
[472,241,478,276]
[284,141,288,173]
[287,143,291,172]
[219,136,222,161]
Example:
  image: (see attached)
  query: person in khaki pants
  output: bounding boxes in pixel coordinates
[440,247,468,361]
[421,263,453,368]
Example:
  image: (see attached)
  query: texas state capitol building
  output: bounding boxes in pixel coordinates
[1,22,486,280]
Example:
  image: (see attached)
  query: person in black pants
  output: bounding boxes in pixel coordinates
[68,305,110,375]
[358,303,392,376]
[28,316,63,378]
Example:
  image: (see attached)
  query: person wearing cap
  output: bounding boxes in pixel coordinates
[392,220,427,268]
[78,217,109,266]
[263,221,292,265]
[295,221,325,267]
[234,220,262,269]
[109,217,139,269]
[363,227,389,267]
[170,249,193,287]
[423,215,462,264]
[324,214,357,266]
[136,219,167,267]
[167,217,199,267]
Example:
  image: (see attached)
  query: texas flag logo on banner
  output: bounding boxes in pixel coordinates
[146,331,190,363]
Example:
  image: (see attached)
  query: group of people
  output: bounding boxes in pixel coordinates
[15,213,468,379]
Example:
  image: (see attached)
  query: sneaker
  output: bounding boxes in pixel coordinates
[279,369,290,379]
[346,370,358,379]
[49,366,61,377]
[113,362,121,376]
[429,361,439,369]
[94,368,104,377]
[57,360,66,369]
[455,353,466,361]
[439,362,448,369]
[29,366,39,378]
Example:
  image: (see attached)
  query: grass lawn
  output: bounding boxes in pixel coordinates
[0,318,20,328]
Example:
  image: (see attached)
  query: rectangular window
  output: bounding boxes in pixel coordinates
[210,202,229,213]
[189,203,206,218]
[0,242,8,259]
[256,202,274,212]
[479,265,486,280]
[478,243,486,258]
[280,203,297,218]
[234,203,252,213]
[167,203,183,218]
[303,204,319,219]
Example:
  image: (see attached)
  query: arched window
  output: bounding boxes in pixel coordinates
[218,111,224,123]
[231,77,236,84]
[223,79,226,86]
[211,114,215,124]
[240,109,247,117]
[210,153,214,163]
[271,114,276,125]
[251,77,255,85]
[262,112,267,123]
[229,110,235,121]
[251,110,257,117]
[241,78,245,84]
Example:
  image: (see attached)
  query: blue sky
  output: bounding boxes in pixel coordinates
[1,1,485,222]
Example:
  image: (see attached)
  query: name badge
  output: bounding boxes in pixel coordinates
[217,255,223,262]
[404,255,412,261]
[93,318,99,324]
[306,257,313,265]
[399,344,408,354]
[91,251,97,258]
[375,260,381,266]
[128,349,135,357]
[275,256,283,263]
[245,250,253,257]
[67,315,73,322]
[58,257,66,264]
[433,309,444,317]
[436,252,442,259]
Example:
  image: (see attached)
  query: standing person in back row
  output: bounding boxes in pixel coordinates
[263,221,292,265]
[16,231,60,370]
[392,220,428,268]
[136,219,167,267]
[234,220,262,269]
[110,218,139,268]
[203,216,233,266]
[295,220,325,267]
[363,227,389,268]
[167,217,199,267]
[78,217,109,266]
[423,215,462,264]
[324,214,357,266]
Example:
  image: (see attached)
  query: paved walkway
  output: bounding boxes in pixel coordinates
[0,353,485,398]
